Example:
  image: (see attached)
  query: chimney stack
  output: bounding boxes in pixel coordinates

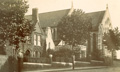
[32,8,38,23]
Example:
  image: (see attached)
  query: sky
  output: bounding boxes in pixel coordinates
[26,0,120,29]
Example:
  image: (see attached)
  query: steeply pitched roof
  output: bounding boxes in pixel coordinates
[86,10,105,31]
[25,9,105,31]
[25,9,70,28]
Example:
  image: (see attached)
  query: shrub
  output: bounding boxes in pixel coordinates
[44,48,55,58]
[53,45,73,62]
[54,47,72,58]
[91,49,103,61]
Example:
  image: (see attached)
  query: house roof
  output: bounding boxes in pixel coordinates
[25,9,105,31]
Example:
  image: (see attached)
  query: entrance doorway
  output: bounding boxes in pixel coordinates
[23,50,31,62]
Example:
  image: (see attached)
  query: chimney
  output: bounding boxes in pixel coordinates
[32,8,38,24]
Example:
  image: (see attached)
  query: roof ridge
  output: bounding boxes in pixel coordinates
[25,9,106,31]
[38,9,71,14]
[86,10,105,14]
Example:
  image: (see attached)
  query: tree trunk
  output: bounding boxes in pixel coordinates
[111,49,114,65]
[71,45,75,70]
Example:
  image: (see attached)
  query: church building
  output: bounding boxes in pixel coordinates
[24,4,112,59]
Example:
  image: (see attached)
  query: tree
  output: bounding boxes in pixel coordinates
[57,9,92,69]
[109,27,120,50]
[103,27,120,65]
[104,27,120,51]
[0,0,34,54]
[58,10,92,46]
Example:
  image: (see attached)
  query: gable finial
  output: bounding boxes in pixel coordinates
[68,0,74,16]
[106,4,108,9]
[71,0,73,8]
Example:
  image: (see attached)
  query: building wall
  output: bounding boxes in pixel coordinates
[23,8,44,58]
[89,32,98,53]
[97,7,112,51]
[98,7,113,58]
[88,8,113,59]
[45,27,55,50]
[98,24,103,50]
[43,27,58,41]
[101,7,112,33]
[23,30,43,58]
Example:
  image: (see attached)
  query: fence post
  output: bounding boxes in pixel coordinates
[49,54,53,64]
[72,55,75,70]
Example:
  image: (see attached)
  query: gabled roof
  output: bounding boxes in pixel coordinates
[25,9,105,31]
[25,9,70,28]
[86,10,105,31]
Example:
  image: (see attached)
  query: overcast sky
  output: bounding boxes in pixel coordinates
[26,0,120,29]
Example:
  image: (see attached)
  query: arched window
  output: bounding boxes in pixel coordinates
[33,52,36,57]
[24,50,31,62]
[35,51,40,58]
[34,34,37,45]
[93,33,96,51]
[25,50,31,57]
[38,35,41,46]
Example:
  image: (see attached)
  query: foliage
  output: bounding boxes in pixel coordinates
[53,45,82,59]
[57,9,92,46]
[104,27,120,50]
[109,27,120,50]
[74,45,81,55]
[103,28,120,64]
[91,48,103,60]
[53,46,73,58]
[0,0,34,50]
[46,48,54,55]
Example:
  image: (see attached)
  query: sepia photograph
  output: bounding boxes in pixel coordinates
[0,0,120,72]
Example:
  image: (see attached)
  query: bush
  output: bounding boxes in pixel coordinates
[91,49,103,61]
[104,56,113,66]
[54,47,72,57]
[53,45,72,62]
[43,48,55,58]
